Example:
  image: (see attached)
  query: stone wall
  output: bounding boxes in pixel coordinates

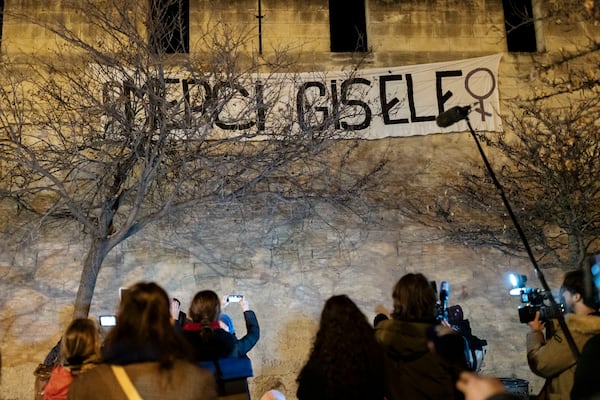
[0,0,596,399]
[0,199,566,399]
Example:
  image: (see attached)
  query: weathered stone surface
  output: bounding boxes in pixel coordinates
[0,0,594,399]
[0,205,558,398]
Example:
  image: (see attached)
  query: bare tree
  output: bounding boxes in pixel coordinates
[0,0,385,317]
[393,3,600,270]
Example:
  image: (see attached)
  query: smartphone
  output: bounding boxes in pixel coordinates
[227,295,243,302]
[99,315,117,327]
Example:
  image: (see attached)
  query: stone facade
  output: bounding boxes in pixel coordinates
[0,0,596,399]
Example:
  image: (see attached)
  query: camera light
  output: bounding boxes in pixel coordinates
[509,273,527,289]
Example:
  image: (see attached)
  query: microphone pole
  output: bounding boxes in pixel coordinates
[463,114,580,359]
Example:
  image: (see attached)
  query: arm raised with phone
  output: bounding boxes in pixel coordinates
[223,295,259,356]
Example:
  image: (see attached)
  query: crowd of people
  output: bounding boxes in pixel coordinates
[36,265,600,400]
[39,283,259,400]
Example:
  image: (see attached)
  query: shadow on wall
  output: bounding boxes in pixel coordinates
[251,314,317,399]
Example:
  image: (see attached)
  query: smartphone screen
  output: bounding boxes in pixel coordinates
[99,315,117,326]
[227,295,243,302]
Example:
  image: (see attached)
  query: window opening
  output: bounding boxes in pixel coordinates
[151,0,189,54]
[329,0,368,52]
[502,0,537,52]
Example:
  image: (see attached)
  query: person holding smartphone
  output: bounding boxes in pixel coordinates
[68,282,217,400]
[182,290,236,361]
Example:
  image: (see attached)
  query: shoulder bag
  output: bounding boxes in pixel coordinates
[111,365,143,400]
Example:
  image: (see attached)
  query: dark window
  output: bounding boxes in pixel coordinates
[329,0,368,53]
[150,0,189,54]
[502,0,536,52]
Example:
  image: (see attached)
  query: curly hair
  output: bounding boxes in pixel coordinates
[297,295,382,394]
[391,272,437,323]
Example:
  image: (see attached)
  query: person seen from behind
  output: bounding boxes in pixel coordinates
[296,294,385,400]
[43,318,100,400]
[68,281,217,400]
[170,297,188,331]
[527,269,600,400]
[374,272,466,400]
[182,290,236,361]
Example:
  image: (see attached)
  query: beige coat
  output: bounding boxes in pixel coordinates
[527,313,600,400]
[67,360,217,400]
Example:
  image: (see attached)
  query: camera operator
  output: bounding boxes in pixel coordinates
[527,269,600,400]
[375,273,467,400]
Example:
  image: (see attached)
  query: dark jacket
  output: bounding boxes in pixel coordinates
[174,311,188,331]
[486,395,521,400]
[231,310,260,357]
[296,352,385,400]
[182,323,236,362]
[375,318,462,400]
[573,333,600,399]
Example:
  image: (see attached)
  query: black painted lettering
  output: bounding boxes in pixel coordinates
[379,75,408,125]
[214,81,255,131]
[182,79,212,125]
[405,74,435,123]
[296,81,329,131]
[330,80,341,130]
[255,80,266,133]
[436,70,462,114]
[340,77,372,130]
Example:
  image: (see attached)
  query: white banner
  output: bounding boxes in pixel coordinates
[286,54,503,139]
[102,54,503,139]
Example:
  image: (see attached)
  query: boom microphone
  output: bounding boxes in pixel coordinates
[436,105,471,128]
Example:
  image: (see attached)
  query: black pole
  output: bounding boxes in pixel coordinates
[256,0,264,54]
[465,115,580,360]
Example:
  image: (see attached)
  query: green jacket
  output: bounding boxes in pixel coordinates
[527,313,600,400]
[375,319,461,400]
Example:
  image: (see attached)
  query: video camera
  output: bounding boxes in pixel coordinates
[430,280,488,372]
[509,274,564,323]
[432,280,466,323]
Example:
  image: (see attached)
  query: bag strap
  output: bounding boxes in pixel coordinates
[111,365,143,400]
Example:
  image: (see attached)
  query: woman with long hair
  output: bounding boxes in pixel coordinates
[182,290,236,361]
[43,318,100,400]
[375,273,465,400]
[296,294,384,400]
[68,281,217,400]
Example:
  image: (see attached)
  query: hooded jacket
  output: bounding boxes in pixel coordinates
[375,318,462,400]
[527,313,600,400]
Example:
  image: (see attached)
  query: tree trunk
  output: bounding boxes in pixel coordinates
[567,230,586,270]
[72,237,110,318]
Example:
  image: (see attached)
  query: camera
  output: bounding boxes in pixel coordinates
[433,281,450,322]
[227,295,243,302]
[509,274,564,323]
[430,280,488,372]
